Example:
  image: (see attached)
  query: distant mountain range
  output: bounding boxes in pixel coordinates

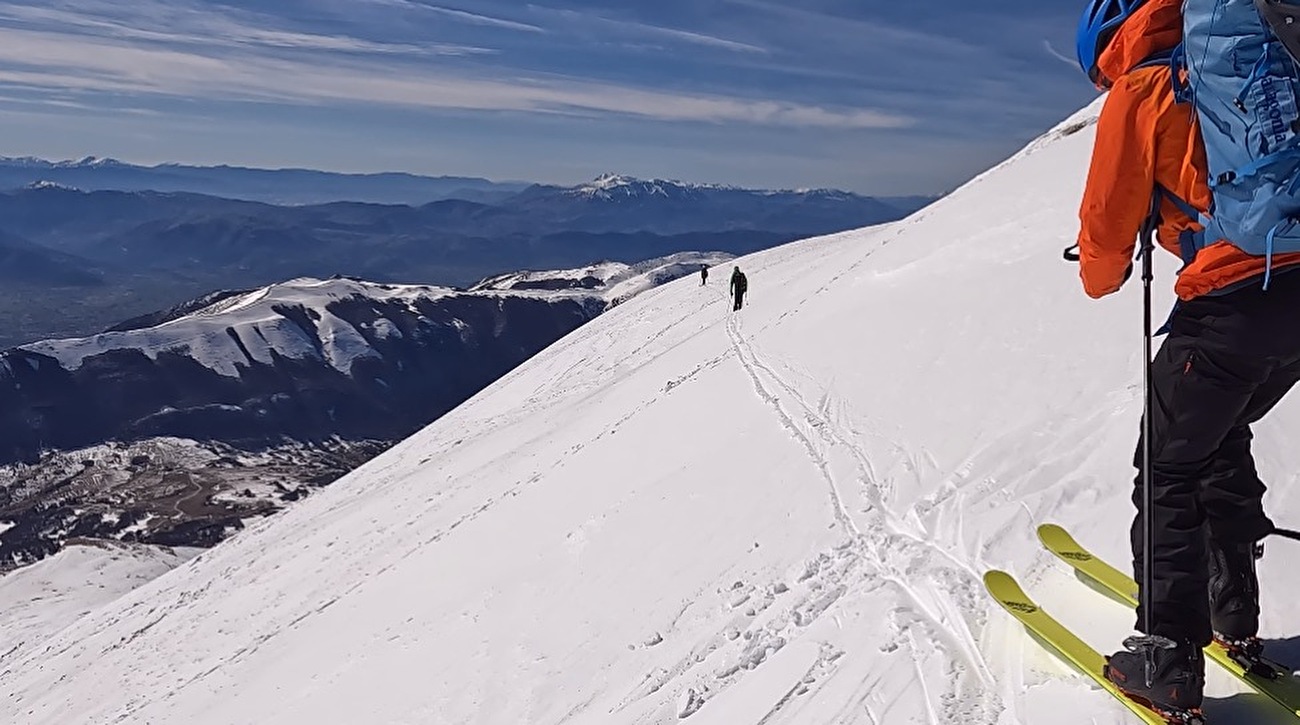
[0,158,934,211]
[0,174,930,348]
[0,156,532,206]
[0,176,925,281]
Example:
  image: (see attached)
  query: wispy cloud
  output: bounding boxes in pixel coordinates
[362,0,547,34]
[624,24,767,54]
[536,8,767,54]
[0,1,495,56]
[0,25,906,128]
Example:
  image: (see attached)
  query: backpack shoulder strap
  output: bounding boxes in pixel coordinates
[1131,45,1192,102]
[1169,43,1191,104]
[1155,184,1211,226]
[1154,184,1212,265]
[1133,47,1175,71]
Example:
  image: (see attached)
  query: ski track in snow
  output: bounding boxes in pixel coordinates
[725,305,860,537]
[716,284,1005,724]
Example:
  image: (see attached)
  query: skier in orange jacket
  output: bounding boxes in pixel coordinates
[1076,0,1300,713]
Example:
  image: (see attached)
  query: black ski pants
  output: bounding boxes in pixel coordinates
[733,291,745,311]
[1132,272,1300,646]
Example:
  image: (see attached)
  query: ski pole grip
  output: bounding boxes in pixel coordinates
[1063,244,1081,262]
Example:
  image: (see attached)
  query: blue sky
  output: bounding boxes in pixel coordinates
[0,0,1095,194]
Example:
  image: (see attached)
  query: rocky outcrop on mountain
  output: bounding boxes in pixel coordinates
[0,437,386,571]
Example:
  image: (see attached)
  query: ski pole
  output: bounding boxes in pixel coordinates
[1269,527,1300,543]
[1139,193,1159,687]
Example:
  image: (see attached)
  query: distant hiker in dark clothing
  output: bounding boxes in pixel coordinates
[700,266,709,286]
[729,267,747,311]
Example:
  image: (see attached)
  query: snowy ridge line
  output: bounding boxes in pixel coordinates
[473,252,733,301]
[183,286,274,321]
[567,173,866,200]
[18,277,460,377]
[16,256,725,380]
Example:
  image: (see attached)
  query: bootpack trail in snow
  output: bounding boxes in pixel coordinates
[8,98,1300,724]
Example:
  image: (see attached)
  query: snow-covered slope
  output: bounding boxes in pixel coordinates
[6,97,1299,724]
[0,541,198,653]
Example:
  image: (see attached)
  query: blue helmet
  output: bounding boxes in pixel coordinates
[1076,0,1147,85]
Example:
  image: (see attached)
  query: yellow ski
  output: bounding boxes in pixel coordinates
[1038,523,1300,718]
[985,570,1187,723]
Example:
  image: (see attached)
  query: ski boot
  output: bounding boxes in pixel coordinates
[1209,539,1271,676]
[1105,635,1206,724]
[1209,539,1263,640]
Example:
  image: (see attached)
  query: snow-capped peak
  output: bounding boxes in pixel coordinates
[568,174,733,201]
[565,175,878,203]
[25,180,80,192]
[0,155,125,170]
[0,156,54,168]
[589,173,641,190]
[786,187,853,200]
[56,156,123,168]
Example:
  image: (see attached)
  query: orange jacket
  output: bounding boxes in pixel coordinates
[1076,0,1300,300]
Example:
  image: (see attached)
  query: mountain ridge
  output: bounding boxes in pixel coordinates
[0,156,934,209]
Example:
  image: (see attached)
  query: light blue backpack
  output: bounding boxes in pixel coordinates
[1177,0,1300,287]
